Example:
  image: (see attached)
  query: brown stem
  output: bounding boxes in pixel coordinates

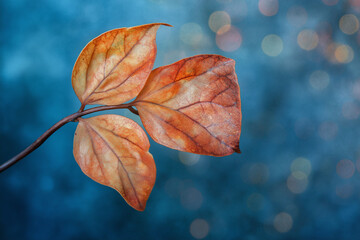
[79,104,86,112]
[0,103,134,173]
[127,106,139,115]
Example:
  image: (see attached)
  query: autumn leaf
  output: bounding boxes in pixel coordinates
[72,23,170,106]
[134,55,241,156]
[73,115,156,211]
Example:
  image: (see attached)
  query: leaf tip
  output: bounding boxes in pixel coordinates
[158,23,173,27]
[135,205,146,212]
[233,143,241,154]
[126,196,148,211]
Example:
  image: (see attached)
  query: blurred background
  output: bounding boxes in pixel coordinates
[1,0,360,239]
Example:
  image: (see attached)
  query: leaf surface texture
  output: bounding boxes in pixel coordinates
[72,23,170,106]
[135,55,242,156]
[73,114,156,211]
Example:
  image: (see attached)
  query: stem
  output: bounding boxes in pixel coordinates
[128,106,139,115]
[0,103,134,173]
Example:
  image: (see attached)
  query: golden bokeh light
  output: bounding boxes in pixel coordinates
[261,34,283,57]
[286,6,308,28]
[336,159,355,179]
[273,212,293,233]
[324,42,338,63]
[208,11,231,33]
[334,44,354,63]
[190,219,210,239]
[258,0,279,17]
[216,25,242,52]
[297,29,319,50]
[309,70,330,90]
[339,14,359,35]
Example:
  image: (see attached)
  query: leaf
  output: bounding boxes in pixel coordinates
[134,55,241,156]
[72,23,170,106]
[73,114,156,211]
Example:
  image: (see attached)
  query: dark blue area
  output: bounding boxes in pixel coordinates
[1,0,360,239]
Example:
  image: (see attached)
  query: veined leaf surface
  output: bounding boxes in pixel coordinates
[73,114,156,211]
[72,23,170,106]
[135,55,241,156]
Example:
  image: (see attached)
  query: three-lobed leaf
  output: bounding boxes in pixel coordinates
[72,23,170,106]
[71,23,241,211]
[135,55,241,156]
[73,115,155,211]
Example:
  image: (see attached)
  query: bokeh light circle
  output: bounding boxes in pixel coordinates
[287,174,308,194]
[274,212,293,233]
[334,44,354,63]
[309,70,330,90]
[350,0,360,8]
[190,219,210,239]
[261,34,283,57]
[339,14,359,35]
[179,152,200,166]
[291,157,312,177]
[216,25,242,52]
[208,11,231,33]
[336,159,355,179]
[258,0,278,17]
[297,29,319,50]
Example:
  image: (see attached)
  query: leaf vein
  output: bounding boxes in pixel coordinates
[84,27,152,104]
[85,122,142,209]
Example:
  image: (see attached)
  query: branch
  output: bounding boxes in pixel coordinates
[0,103,135,173]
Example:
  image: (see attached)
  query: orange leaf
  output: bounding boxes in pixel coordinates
[134,55,241,156]
[73,114,156,211]
[72,23,170,106]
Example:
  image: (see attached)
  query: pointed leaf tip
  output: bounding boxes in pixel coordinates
[73,115,156,211]
[72,23,165,106]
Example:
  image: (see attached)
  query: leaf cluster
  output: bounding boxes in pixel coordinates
[71,23,242,211]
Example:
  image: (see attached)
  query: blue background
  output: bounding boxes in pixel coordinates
[1,0,360,239]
